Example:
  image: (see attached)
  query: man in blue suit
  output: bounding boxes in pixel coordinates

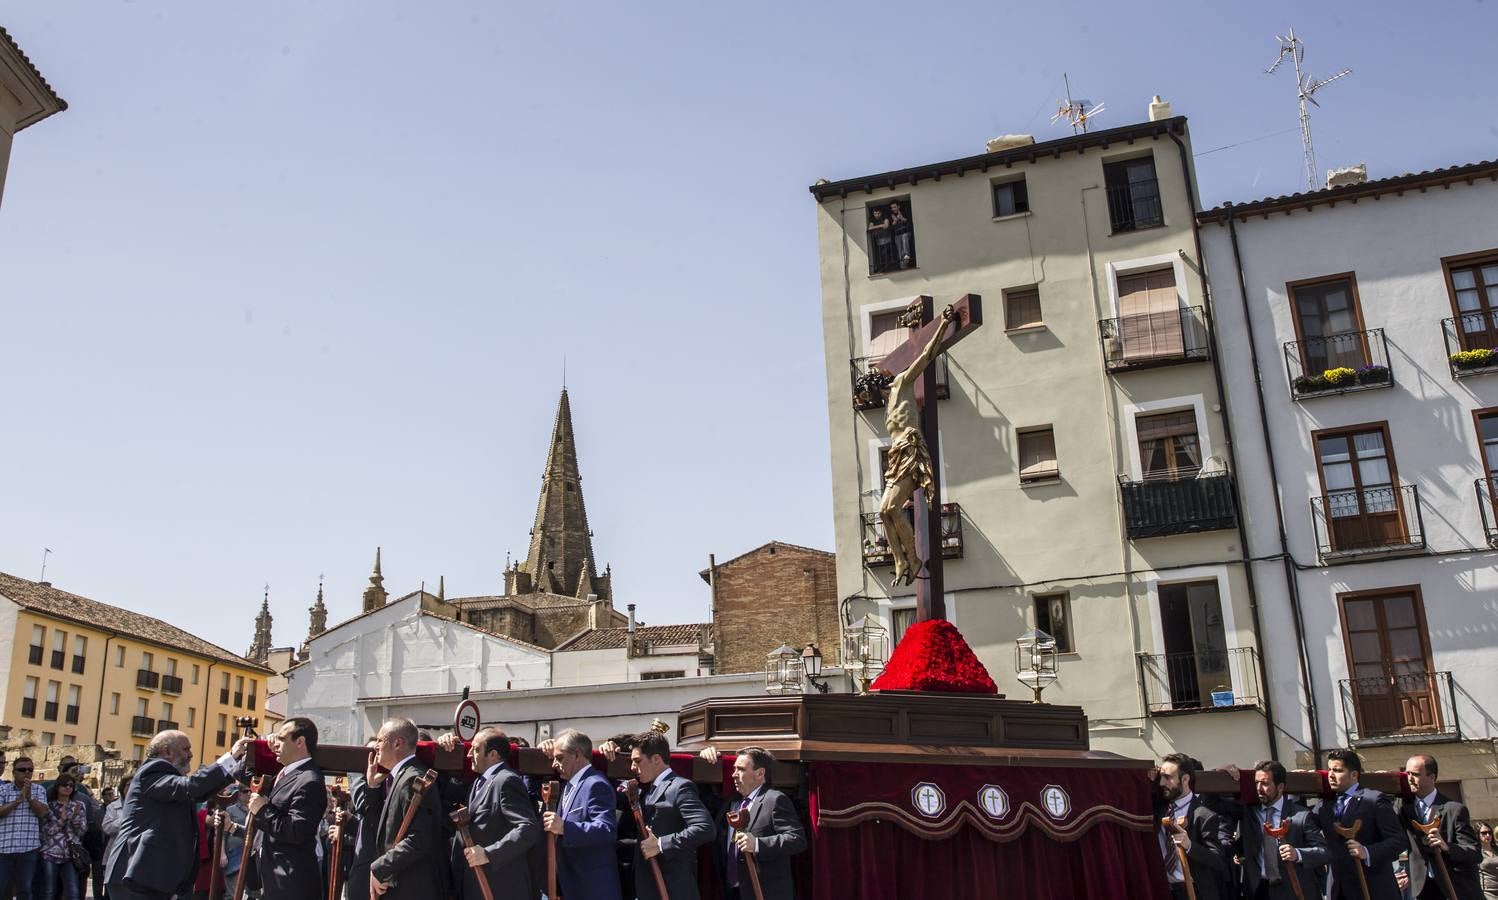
[1317,748,1406,900]
[542,730,620,900]
[104,729,252,900]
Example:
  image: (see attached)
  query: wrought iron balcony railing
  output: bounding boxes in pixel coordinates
[1119,470,1237,539]
[1099,306,1209,372]
[50,650,64,670]
[850,354,949,411]
[216,730,227,746]
[1442,312,1498,378]
[131,716,156,736]
[65,705,80,725]
[247,694,257,711]
[136,669,160,690]
[861,503,963,568]
[71,655,85,675]
[21,697,36,717]
[27,645,42,665]
[1477,478,1498,548]
[43,701,58,721]
[161,675,184,695]
[1310,483,1425,562]
[1284,328,1393,399]
[1138,647,1262,714]
[1339,671,1459,745]
[1105,178,1164,233]
[156,719,179,732]
[233,692,244,707]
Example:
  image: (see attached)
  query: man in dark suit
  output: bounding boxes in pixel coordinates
[721,748,806,900]
[1318,748,1406,900]
[103,729,252,900]
[336,741,384,900]
[541,729,620,900]
[1235,760,1326,900]
[1156,753,1229,900]
[368,718,445,900]
[245,717,329,900]
[437,727,540,900]
[629,731,715,900]
[1400,754,1483,900]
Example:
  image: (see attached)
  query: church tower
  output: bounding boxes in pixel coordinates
[300,578,327,662]
[247,587,273,663]
[361,547,388,613]
[505,389,611,603]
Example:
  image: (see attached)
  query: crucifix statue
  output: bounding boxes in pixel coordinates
[869,294,982,622]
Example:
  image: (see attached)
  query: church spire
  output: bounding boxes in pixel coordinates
[300,577,327,662]
[516,389,606,602]
[248,586,273,663]
[362,547,388,613]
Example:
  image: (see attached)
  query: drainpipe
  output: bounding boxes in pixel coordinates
[91,634,116,745]
[205,662,218,752]
[1223,208,1322,761]
[1169,130,1281,760]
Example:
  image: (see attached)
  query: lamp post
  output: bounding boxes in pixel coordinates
[842,616,889,695]
[764,644,805,696]
[802,643,829,694]
[1015,628,1059,703]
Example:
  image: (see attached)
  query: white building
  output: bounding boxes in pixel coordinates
[551,618,713,687]
[1199,160,1498,815]
[286,590,551,743]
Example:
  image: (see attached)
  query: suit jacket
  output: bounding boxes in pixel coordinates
[1399,793,1484,900]
[1238,797,1325,900]
[555,766,620,900]
[1159,796,1228,900]
[344,777,385,900]
[252,759,329,900]
[103,755,238,896]
[722,788,806,900]
[368,759,445,900]
[634,771,715,900]
[1317,786,1406,900]
[453,763,540,900]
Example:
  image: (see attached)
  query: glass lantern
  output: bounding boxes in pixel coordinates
[764,643,806,696]
[842,616,889,694]
[1015,628,1060,703]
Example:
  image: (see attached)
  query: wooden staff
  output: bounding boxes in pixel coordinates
[1263,820,1305,900]
[625,780,670,900]
[206,787,238,900]
[541,780,559,900]
[448,806,497,900]
[1411,816,1458,900]
[1332,819,1372,900]
[231,775,269,900]
[725,808,764,900]
[370,769,438,900]
[1161,816,1197,900]
[326,806,347,900]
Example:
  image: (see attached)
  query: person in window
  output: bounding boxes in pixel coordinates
[39,774,86,900]
[889,201,914,269]
[866,208,894,274]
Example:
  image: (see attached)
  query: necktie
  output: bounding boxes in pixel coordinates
[727,798,751,887]
[1260,806,1282,881]
[470,775,486,803]
[1335,793,1348,818]
[1419,798,1431,824]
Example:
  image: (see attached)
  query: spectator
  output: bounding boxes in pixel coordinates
[39,774,86,900]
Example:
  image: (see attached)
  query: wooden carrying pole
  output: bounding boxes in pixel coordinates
[448,806,497,900]
[1410,816,1458,900]
[1262,821,1306,900]
[1161,817,1197,900]
[625,780,671,900]
[206,787,237,900]
[326,807,346,900]
[725,808,765,900]
[370,769,438,900]
[541,781,559,900]
[230,775,269,900]
[1331,820,1372,900]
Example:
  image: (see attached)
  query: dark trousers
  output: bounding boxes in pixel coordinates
[103,881,173,900]
[0,851,41,900]
[1169,885,1191,900]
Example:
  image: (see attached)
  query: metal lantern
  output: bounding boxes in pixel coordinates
[1015,628,1060,703]
[842,616,889,694]
[802,643,830,693]
[764,643,806,696]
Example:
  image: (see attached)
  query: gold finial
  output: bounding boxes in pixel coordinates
[650,719,670,735]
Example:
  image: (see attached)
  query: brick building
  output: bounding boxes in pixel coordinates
[702,542,837,675]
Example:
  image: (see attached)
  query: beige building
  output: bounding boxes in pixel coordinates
[811,104,1277,765]
[0,573,276,763]
[0,26,66,206]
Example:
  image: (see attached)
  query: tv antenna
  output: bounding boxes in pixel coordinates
[1052,73,1105,134]
[1266,27,1351,191]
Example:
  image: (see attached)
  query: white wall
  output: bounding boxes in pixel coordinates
[550,644,706,687]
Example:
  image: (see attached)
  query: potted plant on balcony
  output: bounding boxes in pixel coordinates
[1355,364,1391,385]
[1451,348,1498,371]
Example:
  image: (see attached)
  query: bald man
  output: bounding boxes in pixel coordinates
[104,730,252,900]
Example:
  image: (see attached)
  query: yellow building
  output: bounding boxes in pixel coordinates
[0,572,276,762]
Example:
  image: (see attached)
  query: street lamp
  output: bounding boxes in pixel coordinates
[802,643,829,694]
[843,616,889,694]
[1015,628,1060,703]
[764,643,805,696]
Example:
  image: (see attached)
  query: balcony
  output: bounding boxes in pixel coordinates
[1099,306,1209,372]
[1284,329,1393,399]
[156,719,179,731]
[136,669,160,690]
[220,688,230,704]
[21,697,36,717]
[247,695,257,711]
[161,675,184,695]
[71,656,85,675]
[1119,470,1237,539]
[1138,647,1262,715]
[43,700,59,721]
[850,354,949,411]
[1442,312,1498,378]
[130,716,156,737]
[1339,672,1460,746]
[1476,478,1498,547]
[65,705,80,725]
[861,503,964,568]
[50,650,64,670]
[216,730,227,746]
[27,645,42,665]
[233,692,243,707]
[1105,178,1164,233]
[1310,483,1425,563]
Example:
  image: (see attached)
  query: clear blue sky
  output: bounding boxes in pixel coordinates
[3,1,1494,659]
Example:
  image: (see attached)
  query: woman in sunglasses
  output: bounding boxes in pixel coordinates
[1478,821,1497,900]
[39,775,86,900]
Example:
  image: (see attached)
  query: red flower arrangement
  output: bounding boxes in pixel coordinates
[870,619,997,694]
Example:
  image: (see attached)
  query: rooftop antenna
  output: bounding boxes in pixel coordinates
[1266,27,1352,191]
[39,547,51,582]
[1052,73,1105,134]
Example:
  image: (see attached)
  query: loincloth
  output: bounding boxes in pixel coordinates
[883,429,935,504]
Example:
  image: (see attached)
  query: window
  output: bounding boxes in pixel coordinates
[1340,589,1439,737]
[71,635,86,674]
[44,681,59,721]
[141,651,154,671]
[162,702,173,721]
[868,309,909,359]
[50,630,66,670]
[1157,580,1229,709]
[1446,252,1498,351]
[22,676,39,717]
[1290,275,1367,373]
[1018,427,1059,483]
[191,664,200,685]
[1137,410,1201,479]
[640,671,685,680]
[66,685,80,724]
[63,735,76,745]
[865,198,915,275]
[114,645,125,667]
[132,745,144,762]
[1115,268,1184,363]
[28,625,44,665]
[165,658,177,677]
[1034,594,1074,653]
[234,675,244,707]
[135,698,148,717]
[1314,424,1408,552]
[40,733,54,747]
[187,707,196,727]
[1004,287,1043,330]
[1476,411,1498,481]
[110,693,120,715]
[1103,155,1163,232]
[891,607,916,645]
[992,176,1029,217]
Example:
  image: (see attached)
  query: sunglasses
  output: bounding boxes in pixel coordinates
[14,768,34,774]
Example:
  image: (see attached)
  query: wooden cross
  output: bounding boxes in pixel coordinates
[872,294,982,622]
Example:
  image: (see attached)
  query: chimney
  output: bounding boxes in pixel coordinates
[985,134,1034,154]
[627,604,636,633]
[1326,164,1368,189]
[1148,96,1172,122]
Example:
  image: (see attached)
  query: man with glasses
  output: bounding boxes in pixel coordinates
[1399,754,1483,900]
[0,756,50,899]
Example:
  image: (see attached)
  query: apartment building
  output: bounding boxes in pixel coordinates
[1200,160,1498,814]
[811,104,1275,764]
[0,572,276,762]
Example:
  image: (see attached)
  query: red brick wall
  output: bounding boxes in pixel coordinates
[711,545,838,675]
